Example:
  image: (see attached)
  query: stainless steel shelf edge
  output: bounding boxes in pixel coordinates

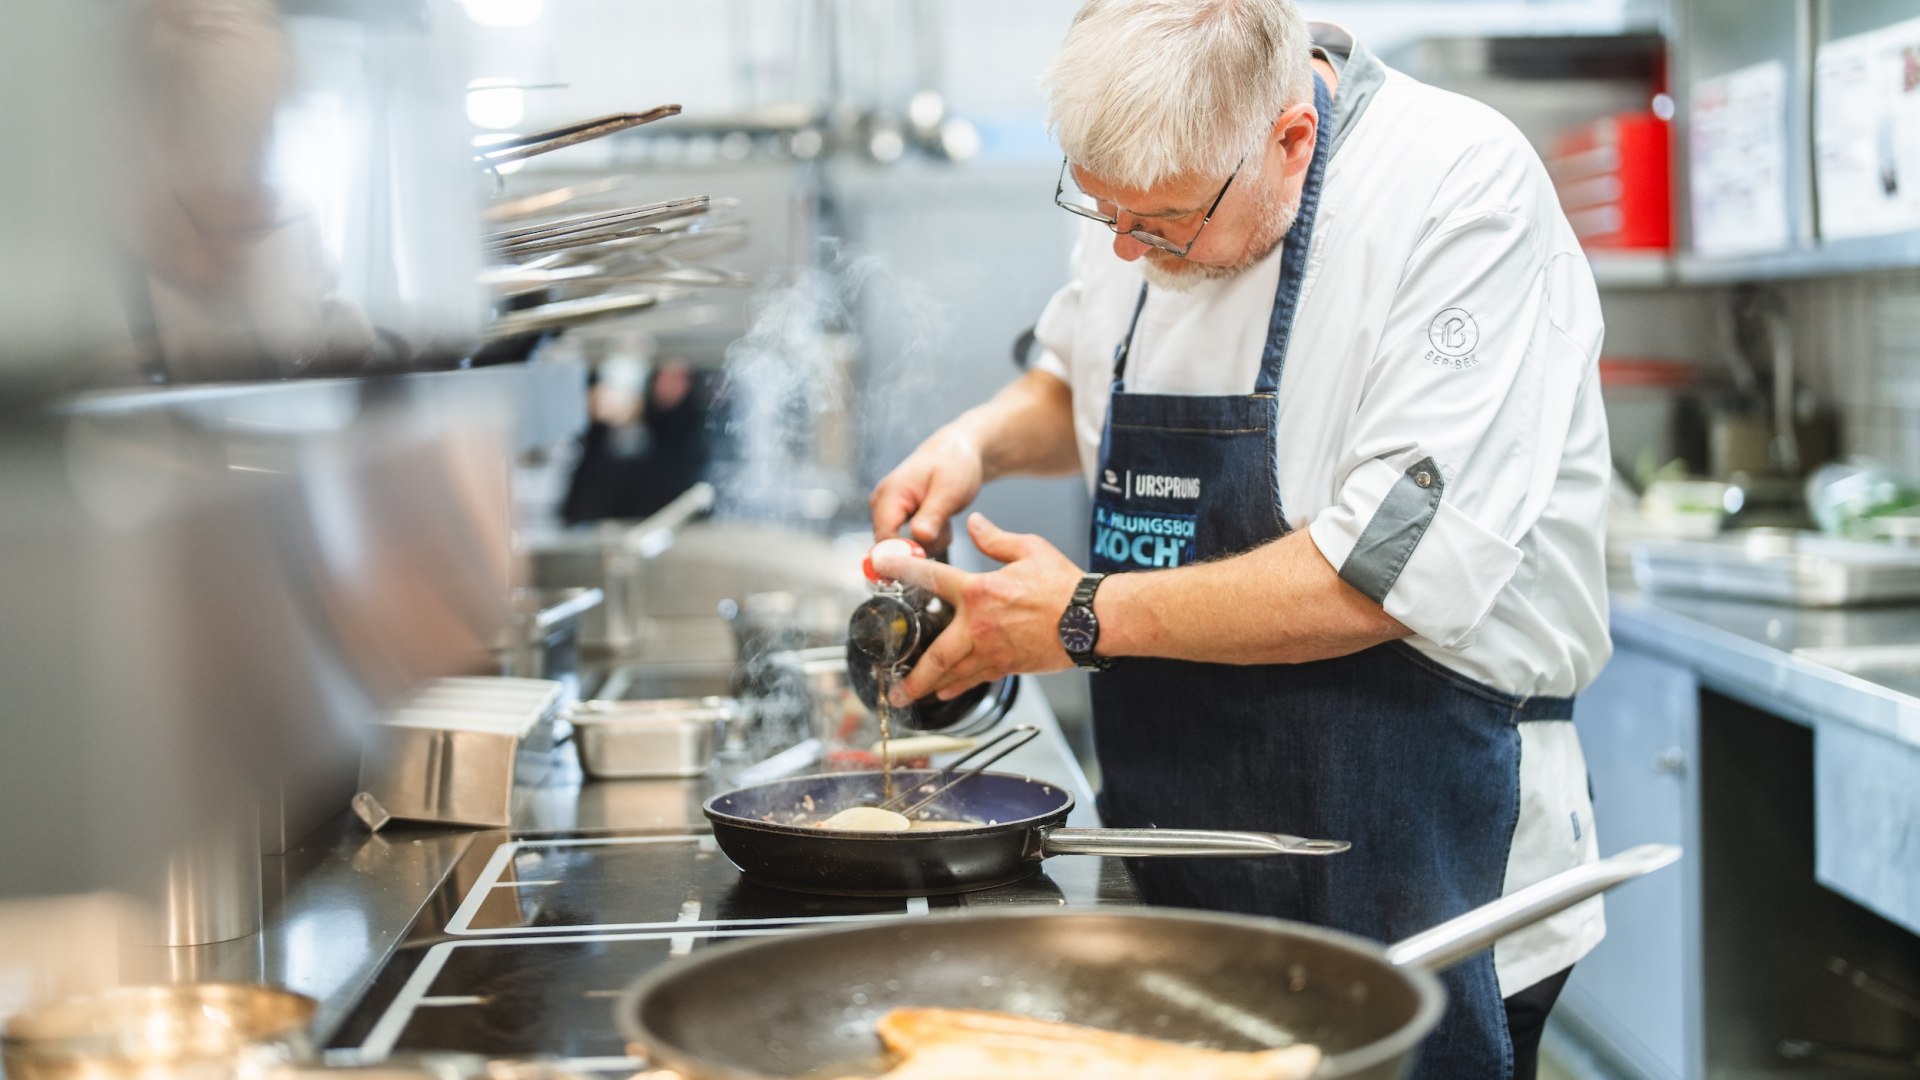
[1674,230,1920,284]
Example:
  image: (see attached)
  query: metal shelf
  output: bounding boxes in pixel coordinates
[1584,232,1920,290]
[1675,231,1920,285]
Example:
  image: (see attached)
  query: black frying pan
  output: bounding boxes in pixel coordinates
[703,769,1348,898]
[621,846,1679,1080]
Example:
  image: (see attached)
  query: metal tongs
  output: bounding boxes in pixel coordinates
[876,724,1040,819]
[487,196,711,260]
[474,105,681,168]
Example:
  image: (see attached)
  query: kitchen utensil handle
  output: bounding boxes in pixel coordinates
[624,481,715,554]
[1039,829,1351,857]
[885,724,1039,816]
[1384,844,1681,973]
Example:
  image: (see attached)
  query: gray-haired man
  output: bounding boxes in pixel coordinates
[870,4,1612,1076]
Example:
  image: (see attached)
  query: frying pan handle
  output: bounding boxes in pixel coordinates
[1383,844,1682,973]
[1039,828,1351,858]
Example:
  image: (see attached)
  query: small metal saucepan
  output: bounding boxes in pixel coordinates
[622,845,1680,1080]
[703,768,1349,897]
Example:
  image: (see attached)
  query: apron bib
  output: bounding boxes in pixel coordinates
[1087,74,1569,1080]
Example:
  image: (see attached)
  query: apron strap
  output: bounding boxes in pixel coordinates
[1110,283,1150,388]
[1254,71,1335,395]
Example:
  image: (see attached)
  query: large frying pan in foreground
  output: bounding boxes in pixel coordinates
[621,845,1679,1080]
[704,769,1348,897]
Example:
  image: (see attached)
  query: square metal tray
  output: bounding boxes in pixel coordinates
[1631,529,1920,607]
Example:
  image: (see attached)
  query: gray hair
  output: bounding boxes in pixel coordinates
[1044,0,1314,191]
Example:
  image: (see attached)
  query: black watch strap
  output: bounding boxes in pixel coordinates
[1071,572,1105,609]
[1067,572,1114,671]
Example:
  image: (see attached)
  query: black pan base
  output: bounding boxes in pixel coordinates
[704,770,1074,897]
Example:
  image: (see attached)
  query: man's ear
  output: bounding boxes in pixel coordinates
[1270,103,1318,181]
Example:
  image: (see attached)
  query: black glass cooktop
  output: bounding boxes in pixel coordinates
[327,829,1125,1070]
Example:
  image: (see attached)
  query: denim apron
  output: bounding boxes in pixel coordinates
[1088,74,1572,1080]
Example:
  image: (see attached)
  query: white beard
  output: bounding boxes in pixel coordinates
[1139,193,1299,293]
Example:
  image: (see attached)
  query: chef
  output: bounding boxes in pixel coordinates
[867,2,1612,1077]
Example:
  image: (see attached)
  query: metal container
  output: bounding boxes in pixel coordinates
[569,698,735,779]
[130,811,263,947]
[499,588,605,691]
[762,646,878,770]
[523,484,716,655]
[354,678,564,832]
[1632,528,1920,606]
[2,984,316,1080]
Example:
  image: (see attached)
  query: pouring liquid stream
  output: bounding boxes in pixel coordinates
[818,664,908,830]
[874,662,895,803]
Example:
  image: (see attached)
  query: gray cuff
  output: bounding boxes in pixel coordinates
[1338,457,1443,604]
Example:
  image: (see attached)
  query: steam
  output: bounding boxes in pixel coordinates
[712,244,954,525]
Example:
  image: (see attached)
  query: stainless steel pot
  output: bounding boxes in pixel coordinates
[620,846,1680,1079]
[2,984,316,1080]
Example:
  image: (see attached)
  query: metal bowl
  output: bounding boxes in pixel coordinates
[2,984,317,1080]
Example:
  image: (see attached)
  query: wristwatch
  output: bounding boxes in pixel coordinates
[1057,573,1115,671]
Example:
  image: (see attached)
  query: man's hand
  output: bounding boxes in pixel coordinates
[869,429,986,552]
[872,513,1083,703]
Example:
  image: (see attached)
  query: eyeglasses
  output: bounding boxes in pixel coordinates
[1053,155,1243,258]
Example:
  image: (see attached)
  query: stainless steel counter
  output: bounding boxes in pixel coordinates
[1611,587,1920,747]
[1603,586,1920,947]
[1560,591,1920,1080]
[221,678,1123,1046]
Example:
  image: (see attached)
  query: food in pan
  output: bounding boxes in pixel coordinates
[834,1007,1322,1080]
[821,806,910,831]
[812,808,978,833]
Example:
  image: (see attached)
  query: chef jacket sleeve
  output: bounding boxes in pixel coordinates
[1305,208,1602,649]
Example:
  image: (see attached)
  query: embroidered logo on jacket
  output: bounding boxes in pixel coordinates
[1426,307,1481,370]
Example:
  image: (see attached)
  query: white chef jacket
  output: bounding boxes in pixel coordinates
[1033,26,1611,996]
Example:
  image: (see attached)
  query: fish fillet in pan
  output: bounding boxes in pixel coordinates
[844,1007,1321,1080]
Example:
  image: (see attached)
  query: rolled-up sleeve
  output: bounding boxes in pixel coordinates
[1307,209,1597,649]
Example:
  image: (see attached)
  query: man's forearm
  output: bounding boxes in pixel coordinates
[949,369,1081,481]
[1095,530,1409,665]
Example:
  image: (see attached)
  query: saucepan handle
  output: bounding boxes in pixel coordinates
[1384,844,1682,973]
[1039,828,1350,858]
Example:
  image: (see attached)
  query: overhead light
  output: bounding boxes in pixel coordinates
[868,125,905,165]
[466,80,526,130]
[472,131,526,175]
[907,90,946,136]
[938,117,980,162]
[461,0,543,28]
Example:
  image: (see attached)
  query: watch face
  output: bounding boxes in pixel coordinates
[1058,605,1099,655]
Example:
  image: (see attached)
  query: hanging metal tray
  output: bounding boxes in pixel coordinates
[1632,529,1920,607]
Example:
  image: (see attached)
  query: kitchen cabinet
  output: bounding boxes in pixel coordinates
[1563,646,1701,1080]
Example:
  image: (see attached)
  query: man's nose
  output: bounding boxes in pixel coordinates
[1113,219,1152,261]
[1110,227,1150,262]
